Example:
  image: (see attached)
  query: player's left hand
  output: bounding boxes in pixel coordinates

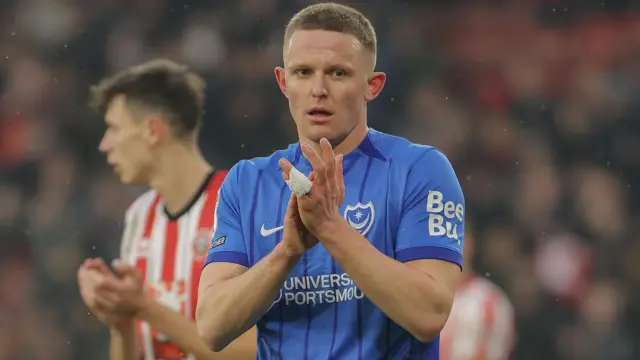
[280,138,345,235]
[92,259,149,317]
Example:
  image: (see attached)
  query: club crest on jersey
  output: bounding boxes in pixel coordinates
[193,229,212,256]
[344,201,375,236]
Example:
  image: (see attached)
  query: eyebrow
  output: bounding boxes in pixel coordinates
[287,61,355,70]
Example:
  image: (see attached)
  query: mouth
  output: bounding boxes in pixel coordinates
[306,107,334,122]
[108,161,120,173]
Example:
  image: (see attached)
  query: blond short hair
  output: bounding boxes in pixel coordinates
[285,3,377,67]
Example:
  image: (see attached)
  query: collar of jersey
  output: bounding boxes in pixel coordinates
[287,128,386,173]
[163,170,216,220]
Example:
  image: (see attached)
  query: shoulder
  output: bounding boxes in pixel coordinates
[369,130,458,194]
[369,129,449,170]
[124,189,158,221]
[226,145,295,185]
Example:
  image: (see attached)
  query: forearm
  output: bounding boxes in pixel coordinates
[109,321,138,360]
[197,242,298,350]
[317,220,453,341]
[137,297,231,360]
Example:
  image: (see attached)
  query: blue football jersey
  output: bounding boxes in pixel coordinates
[204,129,465,360]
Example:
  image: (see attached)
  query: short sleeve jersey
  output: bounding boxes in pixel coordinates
[205,129,465,360]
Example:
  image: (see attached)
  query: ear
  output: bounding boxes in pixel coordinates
[274,66,288,98]
[144,116,169,145]
[364,72,386,102]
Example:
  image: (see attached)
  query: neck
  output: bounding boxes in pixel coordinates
[307,119,369,156]
[149,143,212,215]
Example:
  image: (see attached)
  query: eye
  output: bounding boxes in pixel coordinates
[294,69,311,76]
[332,69,347,77]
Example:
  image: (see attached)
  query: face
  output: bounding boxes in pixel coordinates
[275,30,385,145]
[98,95,155,185]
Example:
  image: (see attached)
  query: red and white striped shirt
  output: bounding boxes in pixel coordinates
[120,171,227,360]
[440,275,516,360]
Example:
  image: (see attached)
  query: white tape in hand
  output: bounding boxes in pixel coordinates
[285,165,312,197]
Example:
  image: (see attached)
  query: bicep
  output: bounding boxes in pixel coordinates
[198,262,248,298]
[405,259,462,306]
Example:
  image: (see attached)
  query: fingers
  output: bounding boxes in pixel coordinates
[284,140,342,204]
[78,268,105,291]
[79,281,96,306]
[78,262,88,282]
[94,274,129,299]
[335,154,345,205]
[281,158,315,197]
[93,289,120,310]
[85,257,113,276]
[301,143,326,185]
[278,158,293,176]
[78,270,120,311]
[97,284,120,300]
[284,192,299,219]
[78,263,122,309]
[320,139,336,184]
[111,259,139,281]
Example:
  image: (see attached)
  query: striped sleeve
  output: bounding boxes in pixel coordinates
[119,204,137,264]
[119,192,155,265]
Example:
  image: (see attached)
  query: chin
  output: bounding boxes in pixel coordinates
[118,173,134,185]
[305,127,349,147]
[119,172,145,186]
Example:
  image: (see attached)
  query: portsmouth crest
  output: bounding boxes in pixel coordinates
[343,201,375,236]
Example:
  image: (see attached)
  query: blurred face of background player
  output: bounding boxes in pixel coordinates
[275,29,386,149]
[99,95,166,185]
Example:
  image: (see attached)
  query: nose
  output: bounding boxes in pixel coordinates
[310,74,328,99]
[98,132,110,154]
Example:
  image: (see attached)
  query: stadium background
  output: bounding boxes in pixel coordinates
[1,0,640,359]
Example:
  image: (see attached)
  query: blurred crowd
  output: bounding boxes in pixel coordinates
[2,1,640,359]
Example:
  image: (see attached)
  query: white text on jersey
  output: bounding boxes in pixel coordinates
[272,273,364,306]
[426,190,464,241]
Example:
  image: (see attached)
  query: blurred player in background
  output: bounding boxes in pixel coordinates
[196,3,464,359]
[440,223,516,360]
[76,59,256,360]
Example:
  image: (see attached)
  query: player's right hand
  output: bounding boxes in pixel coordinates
[280,169,318,257]
[77,258,131,330]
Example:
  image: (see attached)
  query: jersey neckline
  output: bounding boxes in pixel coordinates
[289,128,386,165]
[163,170,216,221]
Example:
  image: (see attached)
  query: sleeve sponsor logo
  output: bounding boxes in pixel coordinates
[210,236,226,249]
[426,190,464,242]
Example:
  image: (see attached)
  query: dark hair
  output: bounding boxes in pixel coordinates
[285,3,377,58]
[90,59,206,138]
